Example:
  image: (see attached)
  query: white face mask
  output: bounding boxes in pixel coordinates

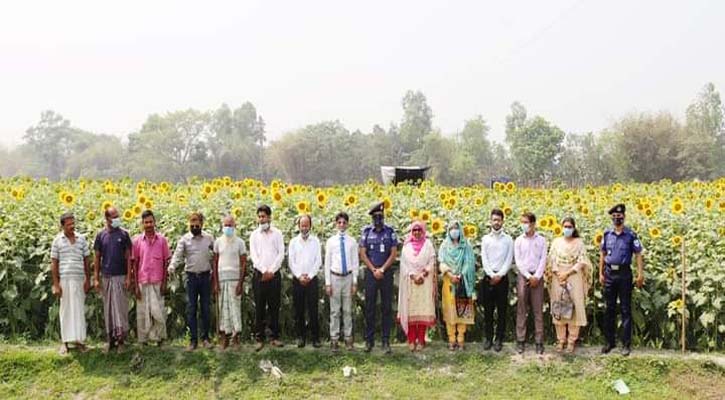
[260,222,270,231]
[521,223,530,234]
[111,218,122,229]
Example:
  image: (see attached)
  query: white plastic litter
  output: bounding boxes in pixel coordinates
[612,379,630,395]
[259,359,285,379]
[342,366,357,378]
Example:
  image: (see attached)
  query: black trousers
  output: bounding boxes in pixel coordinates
[603,268,633,347]
[253,270,281,341]
[292,276,320,342]
[365,268,394,345]
[479,275,509,343]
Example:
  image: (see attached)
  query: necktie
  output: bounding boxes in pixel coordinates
[340,234,347,275]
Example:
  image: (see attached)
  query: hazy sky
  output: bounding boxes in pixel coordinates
[1,0,723,148]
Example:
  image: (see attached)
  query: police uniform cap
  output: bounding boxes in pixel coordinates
[608,203,626,215]
[368,202,385,215]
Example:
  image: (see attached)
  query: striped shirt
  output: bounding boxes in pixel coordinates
[51,231,90,279]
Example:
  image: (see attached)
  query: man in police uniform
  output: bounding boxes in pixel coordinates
[359,202,399,354]
[599,204,645,356]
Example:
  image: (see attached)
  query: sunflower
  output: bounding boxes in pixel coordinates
[420,210,431,222]
[272,191,283,203]
[503,206,513,217]
[383,197,392,211]
[232,206,243,219]
[285,186,294,195]
[345,194,358,206]
[464,224,478,239]
[202,184,213,195]
[539,218,550,230]
[137,194,148,205]
[144,200,153,210]
[444,197,457,210]
[62,192,75,206]
[409,208,420,220]
[671,235,683,247]
[86,211,97,221]
[316,191,328,204]
[260,187,269,196]
[232,191,243,200]
[122,209,134,221]
[645,208,654,218]
[671,199,684,215]
[101,200,113,211]
[649,227,661,238]
[506,182,516,192]
[593,231,604,247]
[271,180,281,190]
[552,224,563,236]
[438,192,448,202]
[430,218,445,235]
[296,201,310,214]
[133,204,142,216]
[474,197,484,207]
[718,200,725,212]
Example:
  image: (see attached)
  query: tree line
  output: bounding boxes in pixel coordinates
[1,83,723,186]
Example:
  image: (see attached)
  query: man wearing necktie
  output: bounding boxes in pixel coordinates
[325,212,359,352]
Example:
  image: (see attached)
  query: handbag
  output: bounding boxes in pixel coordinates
[552,284,574,320]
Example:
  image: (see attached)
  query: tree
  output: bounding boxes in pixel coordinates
[208,102,265,179]
[680,83,724,179]
[23,111,82,179]
[458,115,494,183]
[611,111,683,182]
[127,109,211,181]
[399,90,433,162]
[411,131,456,184]
[505,102,565,184]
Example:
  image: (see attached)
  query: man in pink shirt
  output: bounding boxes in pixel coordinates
[132,210,170,346]
[514,212,547,355]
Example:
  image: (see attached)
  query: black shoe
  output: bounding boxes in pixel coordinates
[331,340,339,353]
[601,343,615,354]
[621,346,631,356]
[516,341,525,354]
[482,338,493,351]
[364,342,373,353]
[312,341,321,348]
[297,339,305,348]
[382,341,392,355]
[493,341,503,352]
[535,343,544,355]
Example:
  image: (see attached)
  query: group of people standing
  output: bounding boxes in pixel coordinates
[50,201,644,357]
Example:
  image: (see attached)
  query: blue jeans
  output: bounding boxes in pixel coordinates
[186,271,211,344]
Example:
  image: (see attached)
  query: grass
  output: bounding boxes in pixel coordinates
[0,341,723,399]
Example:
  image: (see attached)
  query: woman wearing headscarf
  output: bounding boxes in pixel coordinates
[397,220,437,352]
[548,217,592,354]
[439,221,477,350]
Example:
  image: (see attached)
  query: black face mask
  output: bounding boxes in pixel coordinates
[612,217,624,226]
[372,214,384,226]
[191,226,202,236]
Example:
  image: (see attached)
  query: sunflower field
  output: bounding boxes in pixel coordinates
[0,176,723,350]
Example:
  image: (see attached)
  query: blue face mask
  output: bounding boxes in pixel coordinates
[563,227,574,237]
[223,226,235,237]
[449,229,460,240]
[111,218,122,229]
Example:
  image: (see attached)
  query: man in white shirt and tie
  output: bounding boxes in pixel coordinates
[249,204,285,351]
[480,208,514,352]
[288,214,323,348]
[325,211,359,352]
